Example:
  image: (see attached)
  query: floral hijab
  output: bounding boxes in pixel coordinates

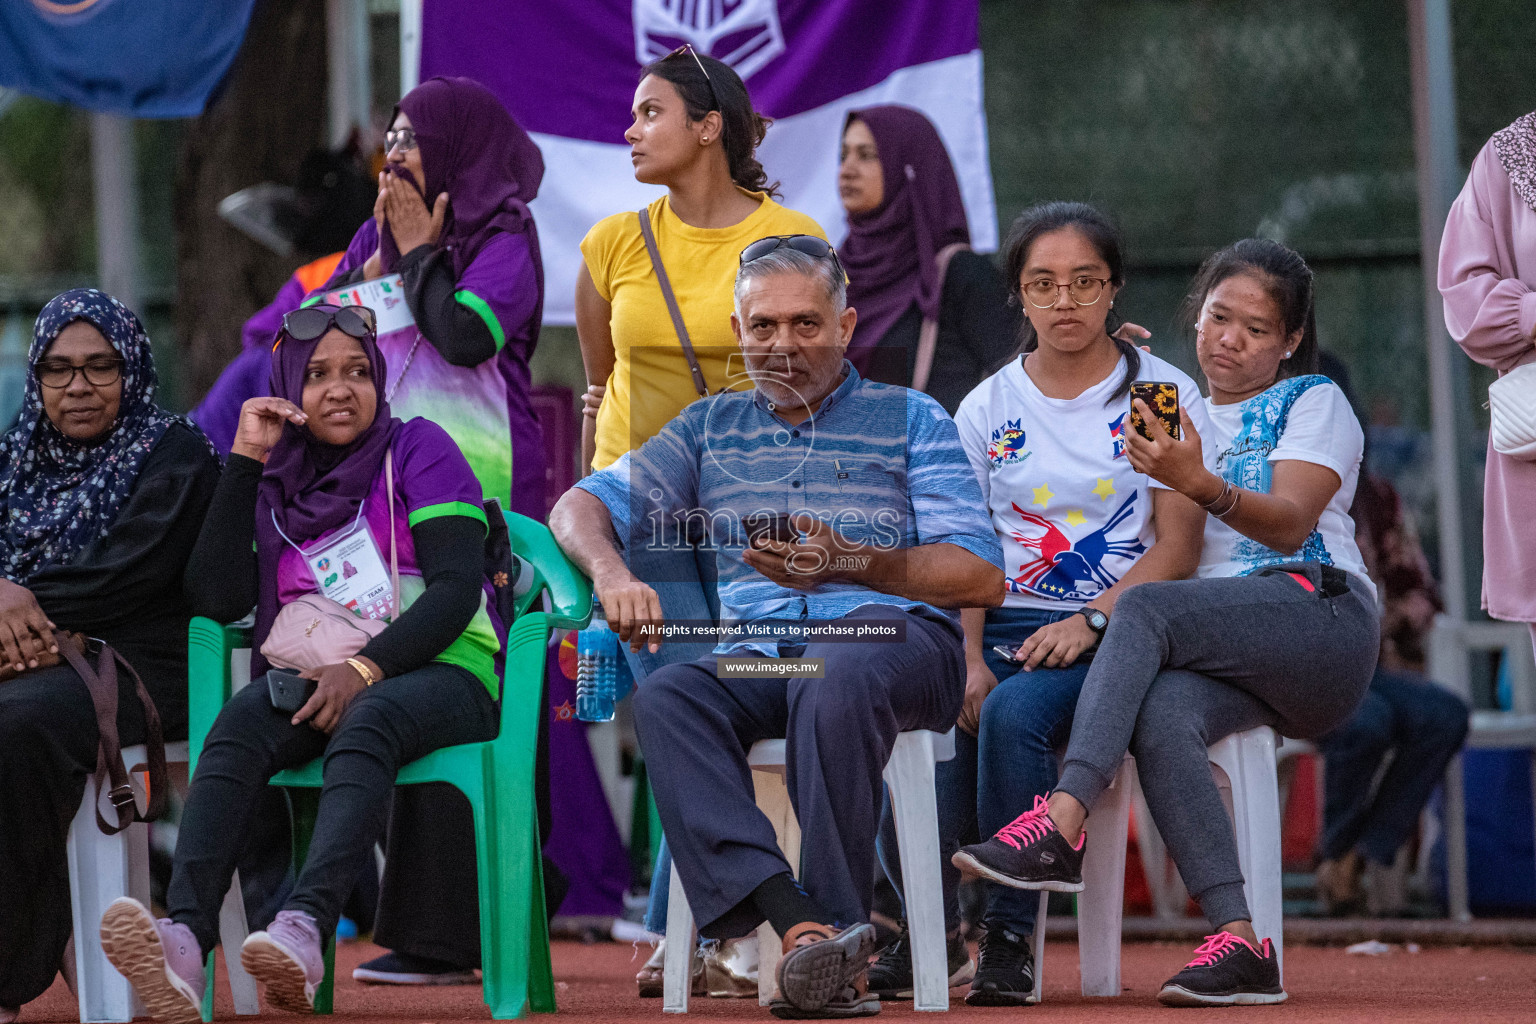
[1493,111,1536,213]
[0,289,201,585]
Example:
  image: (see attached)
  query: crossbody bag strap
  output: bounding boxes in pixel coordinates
[911,242,971,394]
[386,449,400,618]
[638,207,709,398]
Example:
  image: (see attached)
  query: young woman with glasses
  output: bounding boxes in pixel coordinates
[0,291,219,1023]
[575,46,829,997]
[867,203,1209,1006]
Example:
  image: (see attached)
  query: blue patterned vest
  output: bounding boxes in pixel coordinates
[1215,374,1334,574]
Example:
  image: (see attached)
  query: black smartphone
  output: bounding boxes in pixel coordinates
[266,668,316,714]
[1129,381,1182,441]
[744,513,796,547]
[992,644,1024,664]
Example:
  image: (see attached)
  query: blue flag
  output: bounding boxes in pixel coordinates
[0,0,258,117]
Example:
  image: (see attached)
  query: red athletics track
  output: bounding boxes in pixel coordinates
[25,938,1535,1024]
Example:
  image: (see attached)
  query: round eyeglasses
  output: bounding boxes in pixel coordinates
[385,128,418,154]
[1022,276,1112,308]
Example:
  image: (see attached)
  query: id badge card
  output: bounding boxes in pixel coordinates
[302,515,394,621]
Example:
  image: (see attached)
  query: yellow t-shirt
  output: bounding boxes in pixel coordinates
[581,191,826,469]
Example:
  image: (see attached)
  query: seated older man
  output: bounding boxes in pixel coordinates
[551,236,1003,1019]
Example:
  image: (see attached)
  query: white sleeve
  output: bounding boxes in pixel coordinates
[1179,377,1221,474]
[1268,383,1363,481]
[953,393,992,508]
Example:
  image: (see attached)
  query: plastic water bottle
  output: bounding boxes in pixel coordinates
[575,613,633,722]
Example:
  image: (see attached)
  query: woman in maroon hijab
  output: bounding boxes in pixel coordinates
[837,106,1018,413]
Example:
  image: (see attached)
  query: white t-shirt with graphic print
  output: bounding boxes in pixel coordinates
[955,352,1215,611]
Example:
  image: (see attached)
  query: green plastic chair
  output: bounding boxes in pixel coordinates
[186,513,591,1020]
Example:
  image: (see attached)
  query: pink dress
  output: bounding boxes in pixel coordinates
[1438,141,1536,622]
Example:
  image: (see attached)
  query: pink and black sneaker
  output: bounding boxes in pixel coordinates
[1157,932,1287,1007]
[951,795,1085,892]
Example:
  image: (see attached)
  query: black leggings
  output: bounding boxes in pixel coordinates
[0,665,151,1007]
[166,662,497,952]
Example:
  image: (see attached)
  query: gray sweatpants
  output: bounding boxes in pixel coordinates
[1056,562,1379,929]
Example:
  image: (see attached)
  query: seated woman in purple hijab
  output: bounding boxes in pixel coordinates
[100,306,503,1020]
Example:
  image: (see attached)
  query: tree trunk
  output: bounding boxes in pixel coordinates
[174,0,328,404]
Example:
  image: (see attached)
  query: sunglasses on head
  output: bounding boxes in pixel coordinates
[280,303,377,344]
[665,43,723,133]
[740,235,846,279]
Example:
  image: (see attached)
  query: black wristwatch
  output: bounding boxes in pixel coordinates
[1074,607,1109,639]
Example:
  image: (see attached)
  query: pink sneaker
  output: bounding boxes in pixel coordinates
[951,794,1086,892]
[241,910,325,1013]
[99,897,206,1024]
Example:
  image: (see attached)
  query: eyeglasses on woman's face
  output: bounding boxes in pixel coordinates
[36,357,124,389]
[1022,276,1112,308]
[384,127,418,154]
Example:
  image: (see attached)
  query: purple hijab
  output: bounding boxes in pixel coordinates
[377,76,545,286]
[840,106,970,366]
[251,324,399,667]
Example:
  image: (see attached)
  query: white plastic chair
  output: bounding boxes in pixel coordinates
[1029,727,1285,1002]
[66,742,259,1022]
[1133,734,1316,922]
[664,728,956,1013]
[1427,615,1536,921]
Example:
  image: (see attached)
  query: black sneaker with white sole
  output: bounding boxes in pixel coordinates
[964,928,1035,1007]
[951,795,1085,892]
[865,928,976,1000]
[1157,933,1287,1007]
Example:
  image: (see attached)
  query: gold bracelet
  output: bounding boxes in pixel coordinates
[345,657,377,686]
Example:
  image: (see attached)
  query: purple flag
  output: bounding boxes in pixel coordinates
[420,0,994,323]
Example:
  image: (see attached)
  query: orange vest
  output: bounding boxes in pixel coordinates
[294,251,346,295]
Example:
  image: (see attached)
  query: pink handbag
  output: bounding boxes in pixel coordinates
[260,452,399,671]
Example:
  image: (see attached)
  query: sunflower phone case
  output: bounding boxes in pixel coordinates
[1129,381,1181,441]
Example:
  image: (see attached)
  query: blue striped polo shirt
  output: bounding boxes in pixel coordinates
[575,363,1004,654]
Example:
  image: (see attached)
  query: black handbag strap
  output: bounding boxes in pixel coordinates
[638,208,709,398]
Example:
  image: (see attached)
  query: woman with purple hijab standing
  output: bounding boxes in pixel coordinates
[837,106,1018,413]
[320,76,547,523]
[318,76,614,988]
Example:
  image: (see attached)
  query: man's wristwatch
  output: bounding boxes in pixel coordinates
[1074,607,1109,640]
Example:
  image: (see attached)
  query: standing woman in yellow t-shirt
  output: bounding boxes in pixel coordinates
[578,47,825,473]
[574,46,825,997]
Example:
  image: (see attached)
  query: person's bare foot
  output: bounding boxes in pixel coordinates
[1316,851,1364,914]
[634,939,703,998]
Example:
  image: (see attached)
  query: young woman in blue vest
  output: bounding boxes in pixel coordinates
[954,238,1379,1008]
